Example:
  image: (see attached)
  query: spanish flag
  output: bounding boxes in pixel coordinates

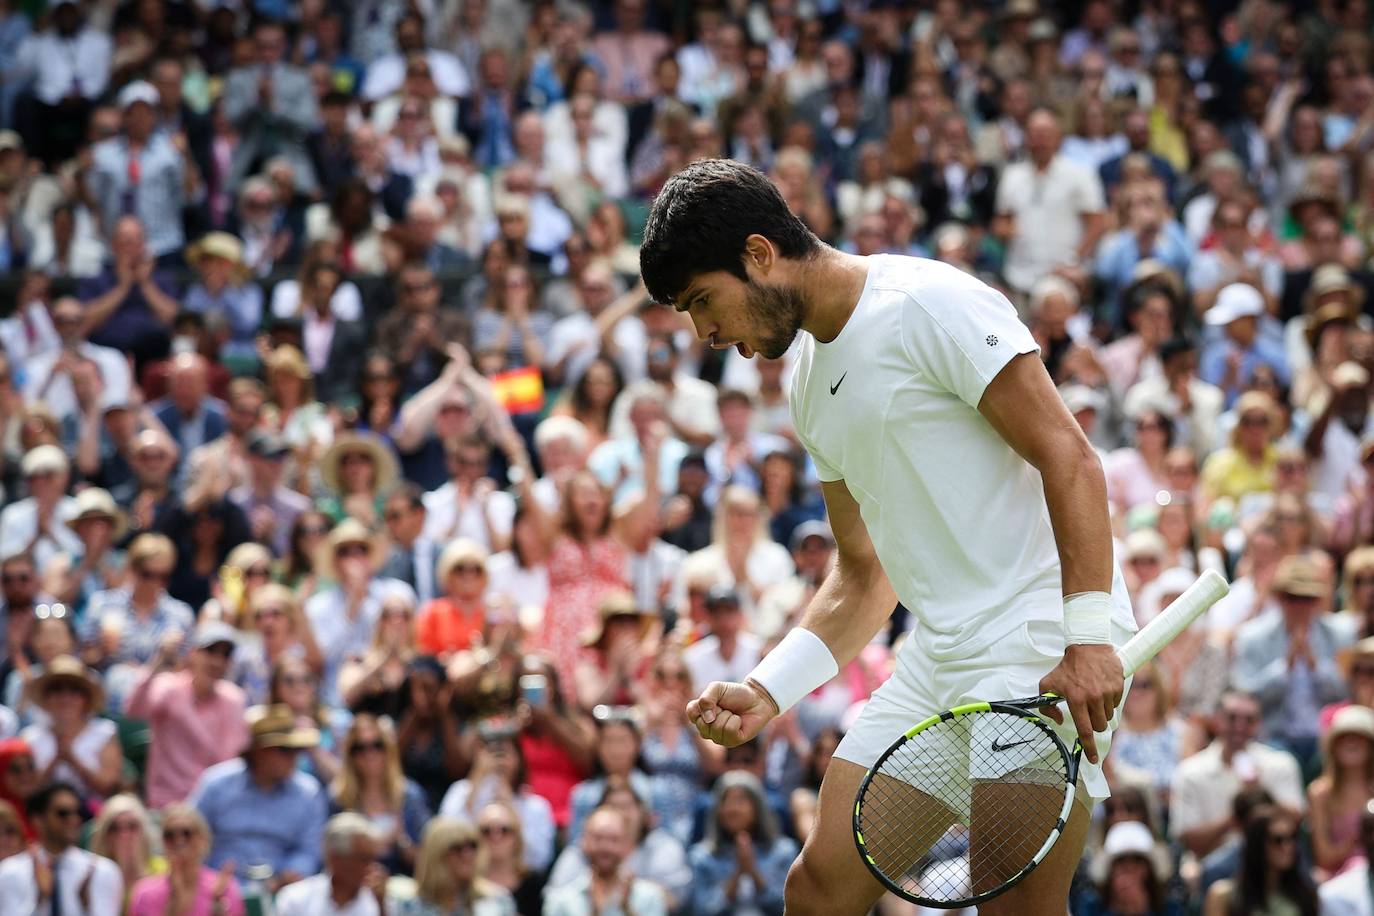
[490,366,545,414]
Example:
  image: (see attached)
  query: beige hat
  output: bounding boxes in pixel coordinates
[65,488,127,540]
[1325,704,1374,750]
[1306,263,1366,311]
[1124,529,1167,561]
[27,655,104,711]
[246,703,320,750]
[436,538,490,585]
[21,444,68,478]
[318,432,400,496]
[187,232,248,275]
[1307,302,1361,350]
[322,518,385,569]
[1272,554,1326,598]
[580,590,657,647]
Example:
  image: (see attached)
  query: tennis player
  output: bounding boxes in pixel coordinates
[641,159,1136,915]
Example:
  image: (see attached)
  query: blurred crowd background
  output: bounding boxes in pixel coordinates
[1,0,1374,914]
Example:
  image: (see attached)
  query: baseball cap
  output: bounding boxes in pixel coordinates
[1204,283,1264,326]
[192,620,239,651]
[790,520,835,551]
[0,130,22,154]
[22,445,68,477]
[117,81,160,110]
[246,429,290,460]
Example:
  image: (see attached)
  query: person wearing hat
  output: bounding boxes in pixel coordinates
[1198,282,1291,407]
[757,521,837,641]
[228,429,312,557]
[415,539,491,660]
[21,295,133,424]
[1199,390,1282,503]
[0,444,80,573]
[184,232,263,364]
[51,488,127,616]
[261,344,332,455]
[1305,705,1374,876]
[1122,529,1167,601]
[304,519,416,707]
[18,656,121,800]
[317,431,401,528]
[1232,552,1352,769]
[1078,821,1173,916]
[125,621,248,809]
[573,591,659,709]
[682,587,763,696]
[189,703,328,888]
[88,79,191,259]
[1304,359,1373,501]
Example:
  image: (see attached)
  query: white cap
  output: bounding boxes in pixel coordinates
[117,81,160,110]
[1060,384,1106,415]
[1205,283,1264,326]
[21,444,68,477]
[1102,821,1155,860]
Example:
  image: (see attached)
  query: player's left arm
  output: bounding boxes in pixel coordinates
[977,351,1124,764]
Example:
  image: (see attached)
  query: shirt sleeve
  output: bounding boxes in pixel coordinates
[1075,165,1106,214]
[900,266,1040,409]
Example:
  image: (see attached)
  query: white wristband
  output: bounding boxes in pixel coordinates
[1063,591,1113,645]
[747,628,839,714]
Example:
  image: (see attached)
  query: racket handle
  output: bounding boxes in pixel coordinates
[1116,568,1229,676]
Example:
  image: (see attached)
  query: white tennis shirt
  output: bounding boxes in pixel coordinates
[790,255,1135,659]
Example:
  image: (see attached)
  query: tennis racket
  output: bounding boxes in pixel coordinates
[852,568,1228,909]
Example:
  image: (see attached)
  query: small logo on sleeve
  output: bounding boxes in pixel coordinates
[986,335,999,346]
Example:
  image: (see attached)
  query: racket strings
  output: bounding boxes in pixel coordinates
[856,710,1071,904]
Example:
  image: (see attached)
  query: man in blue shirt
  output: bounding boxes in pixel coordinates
[1199,282,1290,408]
[188,703,328,892]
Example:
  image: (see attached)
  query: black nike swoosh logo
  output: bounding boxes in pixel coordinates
[829,372,847,396]
[991,738,1037,752]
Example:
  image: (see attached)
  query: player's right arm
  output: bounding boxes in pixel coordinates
[687,478,897,747]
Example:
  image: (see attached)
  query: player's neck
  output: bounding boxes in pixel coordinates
[798,249,871,345]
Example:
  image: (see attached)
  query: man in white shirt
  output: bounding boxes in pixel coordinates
[275,814,387,916]
[9,1,111,166]
[0,445,80,573]
[545,807,669,916]
[608,330,720,446]
[642,159,1134,915]
[1169,690,1305,859]
[546,260,648,388]
[421,438,515,552]
[24,296,132,423]
[994,108,1106,296]
[305,521,416,706]
[0,782,122,916]
[684,588,763,695]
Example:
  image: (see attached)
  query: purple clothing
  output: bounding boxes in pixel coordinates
[128,867,246,916]
[77,267,179,356]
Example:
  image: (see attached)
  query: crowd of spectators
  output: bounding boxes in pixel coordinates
[2,0,1374,914]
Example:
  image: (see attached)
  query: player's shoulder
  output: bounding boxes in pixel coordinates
[870,254,1005,311]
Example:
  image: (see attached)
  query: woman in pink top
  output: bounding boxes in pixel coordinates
[128,804,244,916]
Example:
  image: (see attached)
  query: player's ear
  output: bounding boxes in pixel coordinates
[742,234,775,276]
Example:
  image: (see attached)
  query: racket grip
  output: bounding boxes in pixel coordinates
[1116,568,1229,676]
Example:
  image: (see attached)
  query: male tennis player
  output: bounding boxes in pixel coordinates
[641,159,1136,916]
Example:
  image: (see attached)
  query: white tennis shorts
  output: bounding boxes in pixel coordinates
[834,615,1135,813]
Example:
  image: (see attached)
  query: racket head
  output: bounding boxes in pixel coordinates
[852,701,1078,909]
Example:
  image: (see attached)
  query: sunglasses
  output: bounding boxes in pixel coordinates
[244,566,271,579]
[1223,710,1260,724]
[162,827,196,843]
[1268,832,1297,846]
[137,568,172,583]
[279,674,314,687]
[350,740,386,755]
[335,544,370,559]
[448,840,478,853]
[451,564,484,576]
[480,825,514,837]
[51,807,82,820]
[0,824,21,837]
[8,758,34,775]
[1240,415,1270,428]
[255,606,288,620]
[200,643,234,658]
[45,682,87,696]
[109,820,143,834]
